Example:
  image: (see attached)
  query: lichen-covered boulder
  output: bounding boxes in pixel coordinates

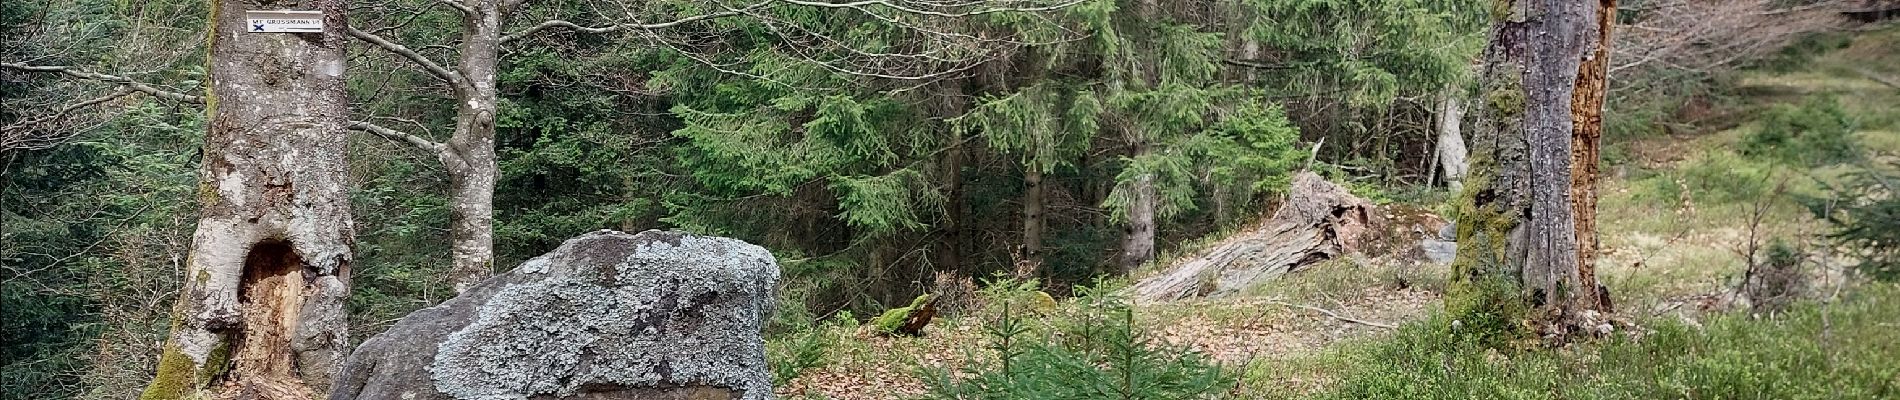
[330,230,780,400]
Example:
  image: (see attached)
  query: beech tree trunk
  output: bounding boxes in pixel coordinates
[346,0,509,293]
[141,0,354,398]
[1451,0,1614,341]
[444,1,506,292]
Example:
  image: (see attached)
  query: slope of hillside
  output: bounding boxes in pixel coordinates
[766,26,1900,399]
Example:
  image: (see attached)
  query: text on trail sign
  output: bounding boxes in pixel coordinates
[245,10,324,33]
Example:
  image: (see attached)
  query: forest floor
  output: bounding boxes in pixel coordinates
[772,27,1900,400]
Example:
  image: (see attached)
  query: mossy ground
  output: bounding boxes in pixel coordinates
[870,294,933,334]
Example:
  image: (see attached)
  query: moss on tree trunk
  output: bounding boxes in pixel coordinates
[140,0,354,397]
[1446,0,1616,346]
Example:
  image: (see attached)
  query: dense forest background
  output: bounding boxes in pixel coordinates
[3,0,1896,398]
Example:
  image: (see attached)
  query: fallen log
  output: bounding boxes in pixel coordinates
[1131,172,1384,302]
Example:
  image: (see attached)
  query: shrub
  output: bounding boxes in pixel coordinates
[767,311,853,386]
[1805,160,1900,281]
[926,286,1233,399]
[1741,96,1861,167]
[1744,239,1810,314]
[1751,32,1854,73]
[1637,150,1774,207]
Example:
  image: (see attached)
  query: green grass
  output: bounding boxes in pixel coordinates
[1249,283,1900,399]
[1242,257,1447,304]
[1234,28,1900,399]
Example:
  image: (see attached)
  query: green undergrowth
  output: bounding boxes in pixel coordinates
[1253,283,1900,399]
[924,284,1233,400]
[1592,25,1900,312]
[767,310,855,387]
[762,28,1900,399]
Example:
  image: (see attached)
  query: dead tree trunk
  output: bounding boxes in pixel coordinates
[1436,87,1469,192]
[141,0,354,398]
[1571,0,1614,313]
[1023,165,1047,269]
[1449,0,1614,342]
[1131,172,1383,301]
[1119,169,1158,273]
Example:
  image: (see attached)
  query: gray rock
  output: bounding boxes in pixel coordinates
[1438,221,1457,241]
[330,230,780,400]
[1421,239,1458,264]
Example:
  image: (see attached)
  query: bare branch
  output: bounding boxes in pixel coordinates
[499,2,770,44]
[2,88,136,152]
[1267,299,1396,330]
[715,0,1076,84]
[808,50,999,82]
[1853,67,1900,90]
[362,0,463,35]
[644,35,814,90]
[772,0,1087,18]
[345,25,465,86]
[1,62,203,103]
[437,0,475,15]
[1611,0,1851,81]
[348,120,445,154]
[502,0,1082,89]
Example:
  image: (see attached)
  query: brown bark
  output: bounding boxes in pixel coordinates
[938,135,964,274]
[142,0,354,397]
[1023,165,1046,270]
[1452,0,1614,342]
[886,297,939,337]
[1570,0,1616,311]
